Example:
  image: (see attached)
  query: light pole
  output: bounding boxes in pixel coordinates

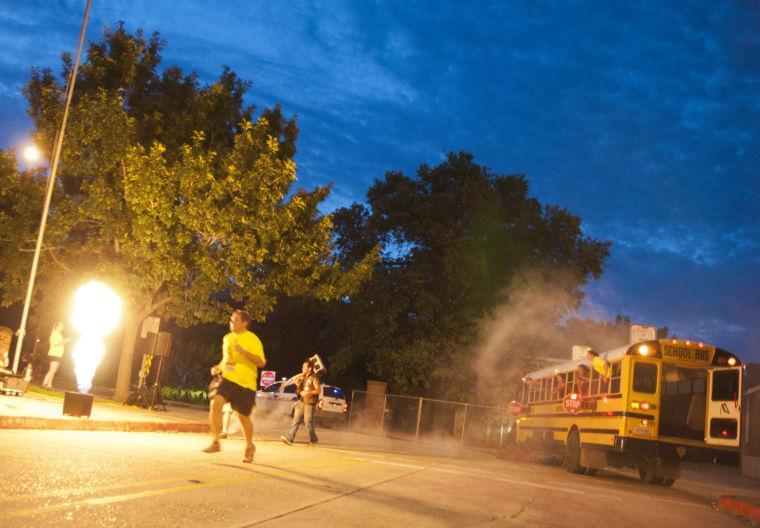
[12,0,92,374]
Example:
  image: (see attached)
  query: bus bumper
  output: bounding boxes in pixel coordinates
[614,436,738,464]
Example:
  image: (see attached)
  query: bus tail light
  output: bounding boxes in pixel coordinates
[728,357,737,366]
[343,403,348,414]
[640,402,650,411]
[638,344,650,356]
[631,401,640,410]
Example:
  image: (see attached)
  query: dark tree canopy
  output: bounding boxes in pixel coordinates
[23,23,296,188]
[1,24,375,401]
[325,152,611,397]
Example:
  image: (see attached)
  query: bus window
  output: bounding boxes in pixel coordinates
[576,365,590,395]
[566,371,575,394]
[590,368,600,395]
[712,370,739,401]
[551,373,566,400]
[529,379,538,402]
[633,362,658,394]
[609,362,622,394]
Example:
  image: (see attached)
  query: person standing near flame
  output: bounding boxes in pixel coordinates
[280,360,322,446]
[42,321,68,389]
[204,309,266,463]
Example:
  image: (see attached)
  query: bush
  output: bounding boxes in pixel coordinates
[161,386,209,406]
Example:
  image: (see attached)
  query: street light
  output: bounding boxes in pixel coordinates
[22,145,41,163]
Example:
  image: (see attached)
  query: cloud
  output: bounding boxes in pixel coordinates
[0,1,757,358]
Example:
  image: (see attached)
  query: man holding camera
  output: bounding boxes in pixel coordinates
[280,359,322,445]
[204,309,266,463]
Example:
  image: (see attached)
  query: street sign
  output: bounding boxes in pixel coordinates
[506,400,524,416]
[630,324,656,345]
[260,370,276,387]
[572,345,591,361]
[140,316,160,338]
[563,393,583,414]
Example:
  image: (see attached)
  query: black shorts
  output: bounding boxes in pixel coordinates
[213,378,256,416]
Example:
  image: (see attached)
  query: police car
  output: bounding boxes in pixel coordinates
[256,381,348,428]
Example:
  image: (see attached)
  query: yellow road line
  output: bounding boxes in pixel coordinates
[0,474,206,502]
[7,455,363,519]
[8,474,265,518]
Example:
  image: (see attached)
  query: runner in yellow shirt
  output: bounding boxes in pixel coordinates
[203,309,266,463]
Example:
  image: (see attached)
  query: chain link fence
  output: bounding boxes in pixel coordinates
[347,390,513,449]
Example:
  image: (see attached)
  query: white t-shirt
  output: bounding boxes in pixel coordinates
[48,330,65,358]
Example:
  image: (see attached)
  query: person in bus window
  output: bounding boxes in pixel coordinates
[575,364,590,395]
[551,374,566,399]
[587,349,611,392]
[587,349,611,379]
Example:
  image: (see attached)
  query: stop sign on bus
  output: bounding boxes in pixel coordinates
[563,393,583,414]
[260,370,276,387]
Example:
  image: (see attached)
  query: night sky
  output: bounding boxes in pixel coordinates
[1,2,758,359]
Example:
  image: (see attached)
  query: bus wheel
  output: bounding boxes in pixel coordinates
[661,478,676,486]
[563,429,586,474]
[638,460,663,484]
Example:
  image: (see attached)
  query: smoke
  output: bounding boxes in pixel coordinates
[471,269,629,404]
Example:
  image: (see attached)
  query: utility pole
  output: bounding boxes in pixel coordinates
[12,0,92,373]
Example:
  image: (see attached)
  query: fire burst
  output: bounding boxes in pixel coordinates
[71,281,122,393]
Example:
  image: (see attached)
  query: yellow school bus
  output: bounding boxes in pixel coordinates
[515,339,742,485]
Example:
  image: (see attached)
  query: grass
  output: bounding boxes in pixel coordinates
[26,384,209,406]
[161,386,209,405]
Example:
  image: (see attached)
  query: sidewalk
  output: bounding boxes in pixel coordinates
[0,385,209,433]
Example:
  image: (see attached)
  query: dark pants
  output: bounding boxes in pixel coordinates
[285,401,318,443]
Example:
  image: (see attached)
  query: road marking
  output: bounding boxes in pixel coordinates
[7,474,265,518]
[302,446,719,511]
[0,474,207,502]
[435,464,710,509]
[5,454,366,519]
[364,459,427,469]
[433,466,590,496]
[236,462,440,527]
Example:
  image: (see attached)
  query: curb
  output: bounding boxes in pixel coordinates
[717,496,760,524]
[0,415,209,433]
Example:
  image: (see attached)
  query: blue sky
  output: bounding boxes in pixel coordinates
[1,1,758,358]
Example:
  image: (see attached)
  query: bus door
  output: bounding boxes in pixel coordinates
[705,367,742,447]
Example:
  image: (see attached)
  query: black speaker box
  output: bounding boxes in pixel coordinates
[153,331,173,358]
[63,391,94,417]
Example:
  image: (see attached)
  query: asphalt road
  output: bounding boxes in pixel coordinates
[1,424,758,527]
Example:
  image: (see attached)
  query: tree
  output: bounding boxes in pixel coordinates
[0,25,376,401]
[328,152,611,398]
